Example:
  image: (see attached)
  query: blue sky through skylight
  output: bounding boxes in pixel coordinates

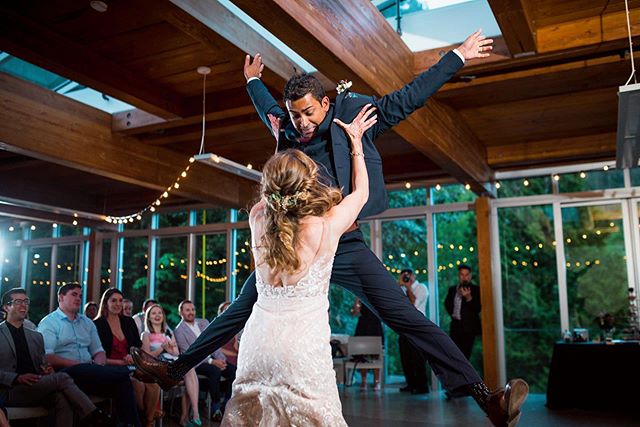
[0,52,133,114]
[373,0,501,51]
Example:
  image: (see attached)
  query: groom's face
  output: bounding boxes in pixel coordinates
[286,93,330,139]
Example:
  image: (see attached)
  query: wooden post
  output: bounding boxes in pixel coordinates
[87,230,102,303]
[475,196,499,389]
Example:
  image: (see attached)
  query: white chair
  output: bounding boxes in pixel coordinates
[343,336,384,387]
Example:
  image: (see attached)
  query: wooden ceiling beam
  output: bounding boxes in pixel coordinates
[487,0,537,55]
[536,6,640,53]
[413,37,512,75]
[0,4,186,119]
[0,72,256,210]
[487,132,616,168]
[437,51,640,108]
[112,85,261,135]
[0,175,101,214]
[230,0,494,196]
[0,203,117,231]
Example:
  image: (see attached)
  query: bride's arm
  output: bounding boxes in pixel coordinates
[326,104,377,235]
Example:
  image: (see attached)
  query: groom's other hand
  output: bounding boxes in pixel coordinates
[244,53,265,81]
[457,29,493,60]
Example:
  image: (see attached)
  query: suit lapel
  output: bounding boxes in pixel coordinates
[0,323,16,358]
[24,329,42,368]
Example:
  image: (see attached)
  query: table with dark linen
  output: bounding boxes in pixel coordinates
[546,341,640,411]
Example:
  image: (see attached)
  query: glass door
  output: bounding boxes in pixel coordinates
[559,201,634,340]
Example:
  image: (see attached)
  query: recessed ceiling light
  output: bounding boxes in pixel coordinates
[90,1,108,13]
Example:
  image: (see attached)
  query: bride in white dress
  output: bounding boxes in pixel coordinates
[221,104,377,426]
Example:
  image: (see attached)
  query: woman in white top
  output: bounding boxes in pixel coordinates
[141,304,201,427]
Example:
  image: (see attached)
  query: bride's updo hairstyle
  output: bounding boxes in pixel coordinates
[259,149,342,274]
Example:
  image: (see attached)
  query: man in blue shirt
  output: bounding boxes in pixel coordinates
[39,283,140,426]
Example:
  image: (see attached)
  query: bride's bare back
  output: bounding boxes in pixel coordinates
[250,202,334,287]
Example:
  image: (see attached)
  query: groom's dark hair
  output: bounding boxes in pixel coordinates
[283,73,325,103]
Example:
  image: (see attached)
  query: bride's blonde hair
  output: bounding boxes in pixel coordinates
[259,149,342,274]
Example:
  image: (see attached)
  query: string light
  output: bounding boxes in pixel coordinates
[495,182,501,189]
[435,184,441,191]
[101,68,217,224]
[579,171,587,179]
[603,165,609,171]
[553,174,560,181]
[464,183,471,190]
[523,179,530,187]
[405,182,412,189]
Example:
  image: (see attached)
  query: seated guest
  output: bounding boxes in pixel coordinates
[133,299,157,336]
[84,301,98,320]
[176,301,236,421]
[122,299,134,317]
[94,288,161,427]
[217,302,239,367]
[0,288,110,426]
[141,304,201,427]
[38,282,140,426]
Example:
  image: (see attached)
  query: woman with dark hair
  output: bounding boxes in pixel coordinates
[84,301,98,320]
[94,288,161,427]
[221,105,376,425]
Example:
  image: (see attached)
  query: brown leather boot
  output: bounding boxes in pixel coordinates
[130,347,181,391]
[485,379,529,427]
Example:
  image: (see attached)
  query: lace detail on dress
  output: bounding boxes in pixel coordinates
[255,254,335,299]
[222,254,346,426]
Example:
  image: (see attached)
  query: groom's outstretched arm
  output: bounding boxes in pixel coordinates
[244,54,286,136]
[373,30,492,135]
[177,272,258,367]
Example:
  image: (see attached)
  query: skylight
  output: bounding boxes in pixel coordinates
[217,0,316,74]
[373,0,501,52]
[0,52,133,114]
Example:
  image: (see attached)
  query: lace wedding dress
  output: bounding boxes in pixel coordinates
[221,226,347,426]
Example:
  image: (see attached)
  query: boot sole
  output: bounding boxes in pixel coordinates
[505,379,529,424]
[131,351,179,391]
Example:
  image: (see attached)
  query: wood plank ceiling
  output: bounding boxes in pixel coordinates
[0,0,639,224]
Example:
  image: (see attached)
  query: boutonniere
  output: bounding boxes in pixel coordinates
[336,80,352,94]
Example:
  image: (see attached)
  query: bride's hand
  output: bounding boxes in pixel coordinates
[333,104,377,154]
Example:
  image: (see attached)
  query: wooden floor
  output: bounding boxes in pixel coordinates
[162,389,632,426]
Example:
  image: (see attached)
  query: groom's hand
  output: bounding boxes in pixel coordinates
[457,29,493,60]
[244,53,265,81]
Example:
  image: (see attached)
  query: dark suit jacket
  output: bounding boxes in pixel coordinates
[0,321,45,388]
[247,51,463,218]
[94,315,142,358]
[444,284,481,336]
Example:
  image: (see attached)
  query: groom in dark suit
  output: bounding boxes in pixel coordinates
[133,30,528,427]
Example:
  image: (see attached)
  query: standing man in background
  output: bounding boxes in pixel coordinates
[445,264,481,360]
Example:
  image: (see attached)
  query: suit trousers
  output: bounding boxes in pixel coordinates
[63,363,140,426]
[450,319,476,360]
[0,372,95,427]
[195,362,236,408]
[399,335,429,391]
[177,229,481,391]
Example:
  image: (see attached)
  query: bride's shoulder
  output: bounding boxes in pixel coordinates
[249,200,266,222]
